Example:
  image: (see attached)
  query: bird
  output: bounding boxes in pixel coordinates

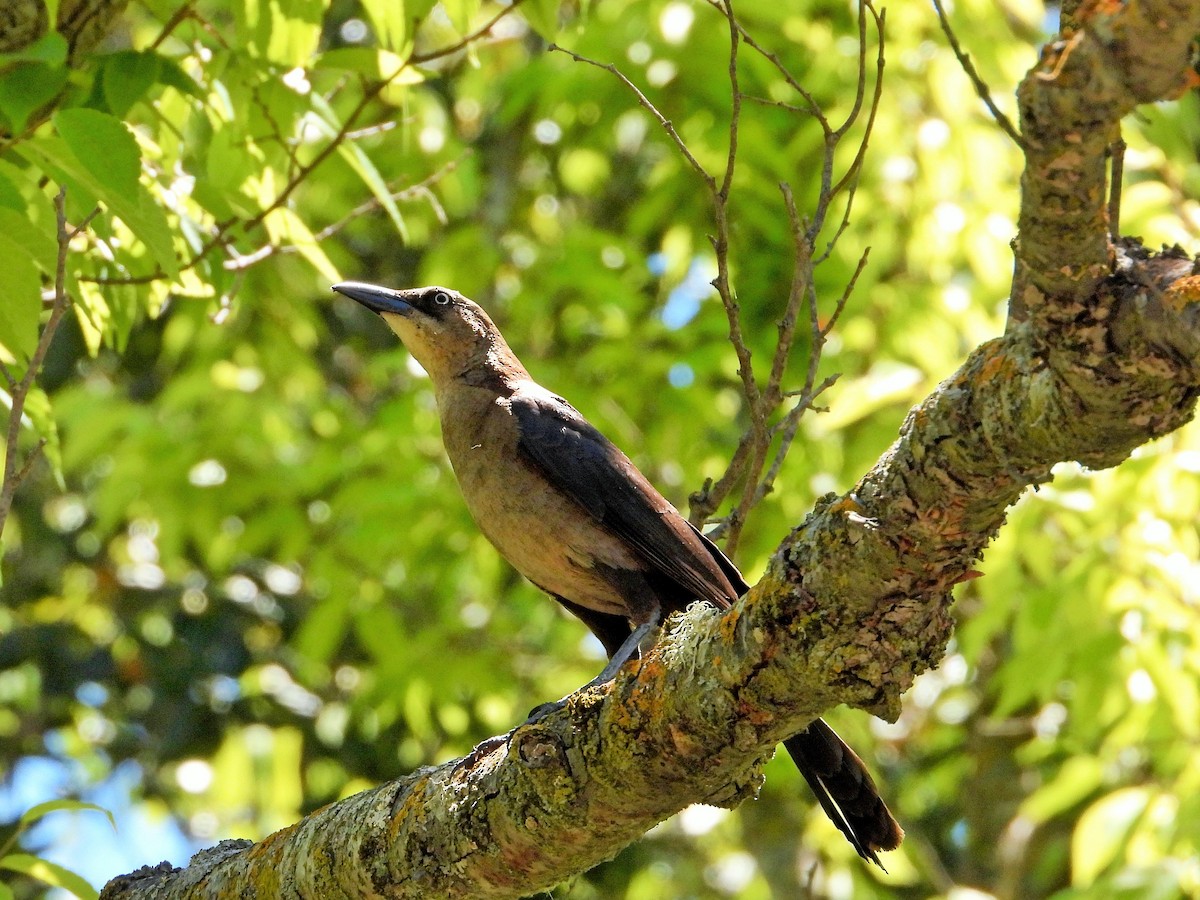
[333,280,904,865]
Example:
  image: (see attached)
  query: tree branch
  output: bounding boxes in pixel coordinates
[99,3,1200,896]
[1010,0,1199,319]
[101,244,1200,899]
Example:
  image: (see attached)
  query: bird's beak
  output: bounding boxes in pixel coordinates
[332,281,416,316]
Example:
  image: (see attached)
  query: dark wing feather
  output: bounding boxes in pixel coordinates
[685,520,749,597]
[511,388,739,609]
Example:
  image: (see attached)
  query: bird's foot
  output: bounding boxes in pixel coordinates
[525,697,567,725]
[455,732,513,772]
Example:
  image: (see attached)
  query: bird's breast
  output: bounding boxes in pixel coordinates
[438,392,637,616]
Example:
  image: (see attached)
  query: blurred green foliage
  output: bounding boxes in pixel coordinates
[1,0,1199,897]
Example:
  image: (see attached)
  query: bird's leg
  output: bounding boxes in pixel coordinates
[525,618,659,723]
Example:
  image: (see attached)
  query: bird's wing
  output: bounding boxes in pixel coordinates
[511,386,741,610]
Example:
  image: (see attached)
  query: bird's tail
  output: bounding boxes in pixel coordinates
[783,718,904,868]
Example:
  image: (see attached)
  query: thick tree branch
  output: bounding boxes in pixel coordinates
[100,3,1200,897]
[1010,0,1200,319]
[101,245,1200,899]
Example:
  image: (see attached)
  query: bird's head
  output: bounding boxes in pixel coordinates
[333,282,521,384]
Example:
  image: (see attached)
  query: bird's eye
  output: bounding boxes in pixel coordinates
[432,290,451,306]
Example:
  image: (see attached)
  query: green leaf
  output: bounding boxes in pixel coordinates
[1020,756,1105,823]
[0,879,14,900]
[22,110,180,278]
[101,50,163,117]
[0,206,56,275]
[1072,787,1152,885]
[74,280,110,355]
[0,167,22,211]
[294,597,350,662]
[0,62,67,133]
[156,56,202,97]
[266,0,324,66]
[263,207,341,283]
[42,0,60,32]
[22,386,64,488]
[0,32,67,67]
[523,0,561,40]
[0,854,98,900]
[407,0,438,22]
[440,0,481,36]
[18,799,115,831]
[360,0,409,50]
[314,48,421,81]
[0,235,42,359]
[53,108,139,197]
[308,93,409,242]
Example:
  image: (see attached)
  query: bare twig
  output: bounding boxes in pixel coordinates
[224,152,471,270]
[150,0,200,50]
[829,4,885,201]
[764,183,811,409]
[686,1,883,544]
[0,188,91,539]
[1108,135,1125,238]
[547,45,715,188]
[931,0,1025,148]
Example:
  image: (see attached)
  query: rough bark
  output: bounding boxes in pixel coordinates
[100,1,1200,897]
[0,0,127,59]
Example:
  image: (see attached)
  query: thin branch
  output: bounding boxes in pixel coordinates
[411,0,526,64]
[687,1,882,542]
[757,372,839,503]
[546,45,714,188]
[150,0,200,50]
[717,0,742,202]
[1108,135,1125,238]
[708,0,766,556]
[224,152,470,270]
[832,0,873,140]
[931,0,1025,148]
[0,188,85,539]
[829,4,886,200]
[717,4,829,128]
[763,183,810,410]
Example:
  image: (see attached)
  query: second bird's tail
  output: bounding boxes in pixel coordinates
[783,718,904,867]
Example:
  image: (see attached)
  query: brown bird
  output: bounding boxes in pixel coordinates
[333,281,904,865]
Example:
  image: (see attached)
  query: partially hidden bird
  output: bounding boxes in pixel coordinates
[333,281,904,865]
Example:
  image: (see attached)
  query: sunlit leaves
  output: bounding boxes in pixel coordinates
[1,0,1198,896]
[0,855,98,900]
[0,802,112,900]
[0,238,40,360]
[19,111,179,278]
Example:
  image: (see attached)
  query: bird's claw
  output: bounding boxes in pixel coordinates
[525,697,567,724]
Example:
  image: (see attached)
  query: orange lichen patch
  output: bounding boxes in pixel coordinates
[637,658,666,683]
[1163,275,1200,311]
[735,702,775,726]
[390,776,433,832]
[977,344,1014,382]
[668,724,704,757]
[827,494,866,516]
[717,607,740,642]
[1168,69,1200,98]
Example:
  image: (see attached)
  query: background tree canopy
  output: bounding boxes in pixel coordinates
[0,0,1198,897]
